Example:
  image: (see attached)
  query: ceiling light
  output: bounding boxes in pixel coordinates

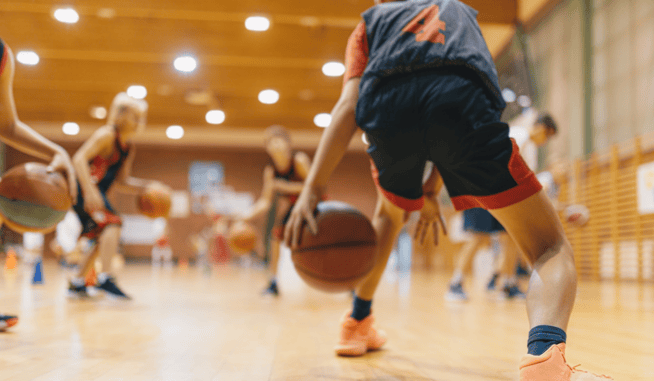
[53,8,79,24]
[166,125,184,140]
[362,133,369,145]
[97,8,116,19]
[502,88,516,103]
[245,16,270,31]
[62,122,80,136]
[314,113,332,128]
[258,89,279,104]
[206,110,225,125]
[16,51,39,66]
[89,106,107,119]
[127,85,147,99]
[322,62,345,77]
[174,56,197,73]
[517,95,532,108]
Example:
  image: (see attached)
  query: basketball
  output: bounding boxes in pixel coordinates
[0,162,72,234]
[564,204,590,227]
[291,201,377,293]
[138,183,172,218]
[228,221,257,254]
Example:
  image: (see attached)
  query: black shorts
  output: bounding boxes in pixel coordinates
[73,183,122,239]
[358,70,541,211]
[463,208,505,234]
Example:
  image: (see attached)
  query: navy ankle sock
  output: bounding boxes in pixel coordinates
[351,297,372,321]
[527,325,567,356]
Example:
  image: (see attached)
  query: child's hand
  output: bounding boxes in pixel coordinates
[47,150,77,200]
[414,195,447,246]
[283,188,319,249]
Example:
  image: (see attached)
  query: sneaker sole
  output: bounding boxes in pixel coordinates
[335,343,367,357]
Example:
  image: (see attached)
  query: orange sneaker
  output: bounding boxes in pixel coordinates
[0,314,18,331]
[335,312,387,357]
[519,344,613,380]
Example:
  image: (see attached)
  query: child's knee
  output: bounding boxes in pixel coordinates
[531,238,574,268]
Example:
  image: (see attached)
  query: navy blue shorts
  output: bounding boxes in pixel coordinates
[357,69,541,212]
[73,183,121,239]
[463,208,505,234]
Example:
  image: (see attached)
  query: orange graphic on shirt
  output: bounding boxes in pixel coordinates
[402,5,446,45]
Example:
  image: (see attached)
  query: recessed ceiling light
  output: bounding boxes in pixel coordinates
[206,110,225,125]
[517,95,532,108]
[258,89,279,104]
[502,88,516,103]
[174,56,197,73]
[157,84,173,96]
[53,8,79,24]
[97,8,116,19]
[322,62,345,77]
[298,89,315,101]
[245,16,270,31]
[89,106,107,119]
[166,125,184,140]
[16,51,39,66]
[314,113,332,128]
[127,85,147,99]
[62,122,80,136]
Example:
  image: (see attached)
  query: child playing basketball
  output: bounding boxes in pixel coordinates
[239,125,311,296]
[284,1,611,379]
[68,92,166,299]
[0,38,77,330]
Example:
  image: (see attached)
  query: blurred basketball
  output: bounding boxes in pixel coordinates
[138,183,171,218]
[0,162,72,234]
[291,201,377,293]
[228,221,257,254]
[564,204,590,227]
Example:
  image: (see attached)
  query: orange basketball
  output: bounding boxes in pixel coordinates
[0,162,72,234]
[138,183,172,218]
[228,221,257,254]
[291,201,377,293]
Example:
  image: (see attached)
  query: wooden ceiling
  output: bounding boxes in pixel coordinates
[0,0,551,146]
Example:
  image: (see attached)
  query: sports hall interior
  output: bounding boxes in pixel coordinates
[0,0,652,380]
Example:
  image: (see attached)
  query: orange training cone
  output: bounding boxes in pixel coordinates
[5,250,17,270]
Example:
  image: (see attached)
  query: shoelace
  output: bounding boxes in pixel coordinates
[569,364,613,379]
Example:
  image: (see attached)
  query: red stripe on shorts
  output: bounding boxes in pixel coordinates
[451,139,542,211]
[370,160,424,212]
[0,49,8,76]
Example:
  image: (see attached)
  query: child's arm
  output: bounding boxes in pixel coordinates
[72,126,115,212]
[0,46,77,197]
[273,152,312,195]
[239,165,276,222]
[283,79,361,248]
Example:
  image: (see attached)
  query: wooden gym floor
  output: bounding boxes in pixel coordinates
[0,253,652,381]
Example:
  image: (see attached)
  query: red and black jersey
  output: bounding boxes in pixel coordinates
[345,0,505,112]
[270,153,304,205]
[89,129,130,193]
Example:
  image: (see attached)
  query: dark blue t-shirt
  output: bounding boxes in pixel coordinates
[358,0,506,113]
